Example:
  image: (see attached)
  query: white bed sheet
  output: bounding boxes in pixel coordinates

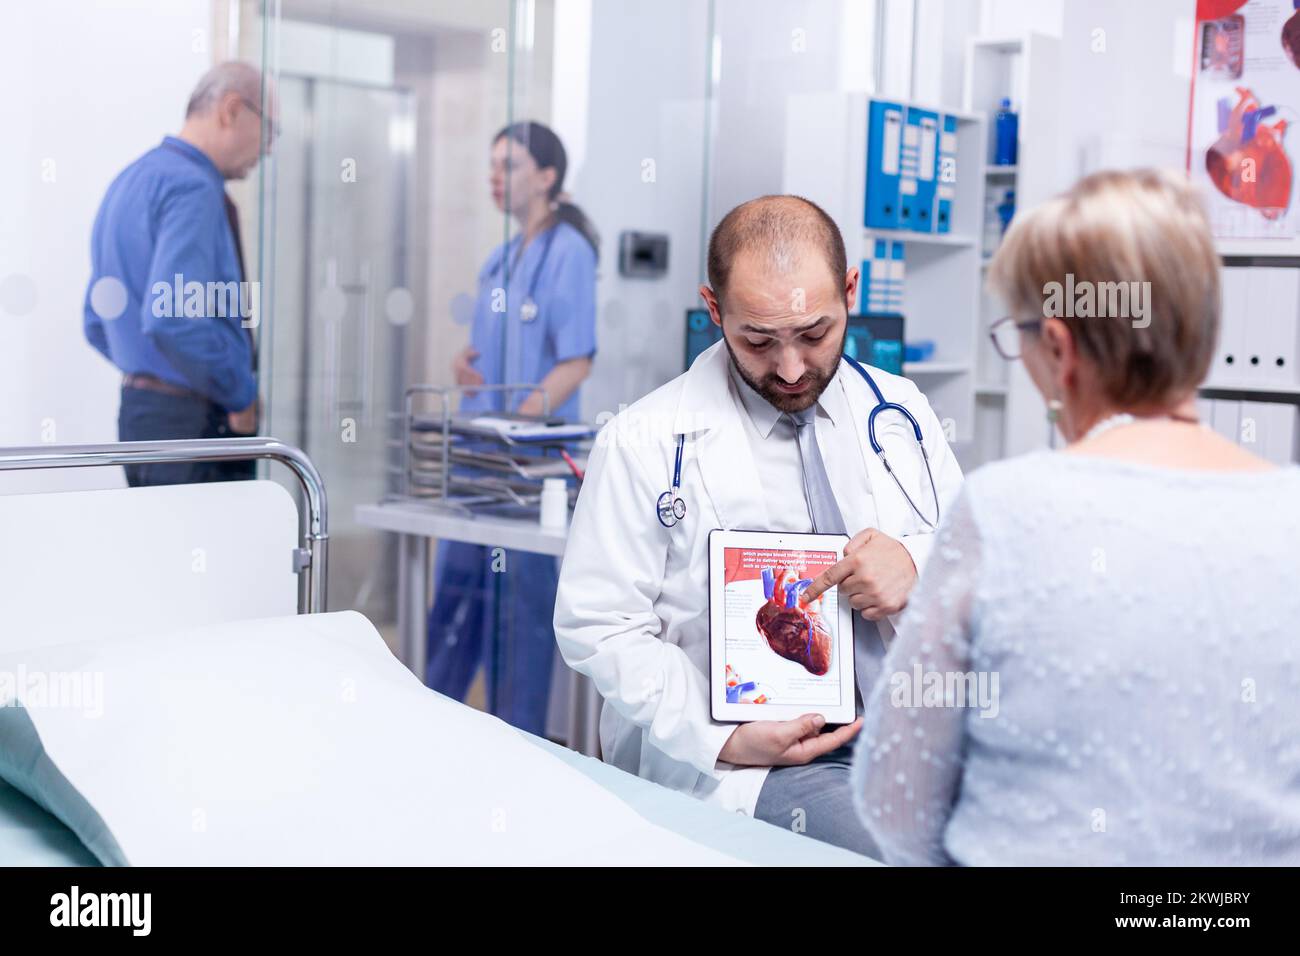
[0,611,874,866]
[0,735,871,867]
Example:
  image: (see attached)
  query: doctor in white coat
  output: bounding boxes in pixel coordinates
[553,195,963,856]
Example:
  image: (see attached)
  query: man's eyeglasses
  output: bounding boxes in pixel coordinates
[240,97,282,140]
[988,315,1043,361]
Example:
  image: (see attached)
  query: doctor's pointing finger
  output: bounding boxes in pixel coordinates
[802,527,918,620]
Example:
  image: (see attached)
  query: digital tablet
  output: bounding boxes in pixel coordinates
[708,529,856,725]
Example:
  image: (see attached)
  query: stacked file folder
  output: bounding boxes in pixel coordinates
[865,99,961,235]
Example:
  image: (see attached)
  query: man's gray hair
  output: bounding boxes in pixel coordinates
[185,61,263,118]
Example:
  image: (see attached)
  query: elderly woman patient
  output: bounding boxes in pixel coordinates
[852,169,1300,866]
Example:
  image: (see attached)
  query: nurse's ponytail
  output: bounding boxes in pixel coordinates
[553,194,600,263]
[495,121,601,262]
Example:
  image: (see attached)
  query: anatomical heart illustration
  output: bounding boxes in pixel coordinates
[1285,4,1300,68]
[1205,86,1293,219]
[756,566,833,676]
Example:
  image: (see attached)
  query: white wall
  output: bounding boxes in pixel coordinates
[708,0,854,218]
[0,0,215,493]
[567,0,888,420]
[559,0,714,420]
[980,0,1064,37]
[913,0,984,107]
[1053,0,1195,184]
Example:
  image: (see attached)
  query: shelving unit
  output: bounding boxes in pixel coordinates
[905,361,970,375]
[1186,28,1300,466]
[864,227,976,247]
[1201,382,1300,398]
[783,91,987,445]
[963,29,1296,467]
[962,31,1061,466]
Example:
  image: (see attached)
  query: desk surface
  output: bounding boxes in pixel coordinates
[355,500,569,556]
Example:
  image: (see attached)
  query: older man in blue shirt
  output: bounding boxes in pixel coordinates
[84,61,277,485]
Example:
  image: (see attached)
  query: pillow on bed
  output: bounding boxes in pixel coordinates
[0,611,735,865]
[0,772,104,866]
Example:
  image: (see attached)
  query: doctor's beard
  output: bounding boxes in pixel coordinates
[724,325,846,415]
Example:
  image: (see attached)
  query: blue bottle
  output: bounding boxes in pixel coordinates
[994,97,1018,166]
[997,189,1016,235]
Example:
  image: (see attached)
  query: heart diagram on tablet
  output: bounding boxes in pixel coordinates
[756,566,832,676]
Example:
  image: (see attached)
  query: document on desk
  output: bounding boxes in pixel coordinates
[466,417,594,442]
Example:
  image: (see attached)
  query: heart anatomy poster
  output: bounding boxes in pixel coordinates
[1189,0,1300,240]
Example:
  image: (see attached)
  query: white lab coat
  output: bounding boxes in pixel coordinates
[553,340,964,816]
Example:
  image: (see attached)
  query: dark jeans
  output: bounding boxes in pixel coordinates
[425,539,559,737]
[117,385,255,486]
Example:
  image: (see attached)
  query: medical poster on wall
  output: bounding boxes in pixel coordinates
[718,546,845,709]
[1188,0,1300,241]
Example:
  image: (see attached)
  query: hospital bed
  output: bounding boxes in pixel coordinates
[0,439,870,867]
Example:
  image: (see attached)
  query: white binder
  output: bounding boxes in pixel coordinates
[1254,268,1300,387]
[1209,266,1248,387]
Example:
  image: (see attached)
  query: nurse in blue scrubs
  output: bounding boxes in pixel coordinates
[426,121,598,735]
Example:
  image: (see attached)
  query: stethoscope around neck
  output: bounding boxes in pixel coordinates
[656,353,942,531]
[491,223,558,323]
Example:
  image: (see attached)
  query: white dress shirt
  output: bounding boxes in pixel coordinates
[726,357,877,535]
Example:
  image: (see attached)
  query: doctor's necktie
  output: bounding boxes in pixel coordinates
[788,405,846,536]
[786,405,886,716]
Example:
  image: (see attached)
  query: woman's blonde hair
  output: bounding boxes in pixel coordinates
[987,168,1220,409]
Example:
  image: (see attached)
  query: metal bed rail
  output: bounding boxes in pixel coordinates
[0,438,328,614]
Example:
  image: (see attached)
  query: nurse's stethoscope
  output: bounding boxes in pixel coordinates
[656,353,941,530]
[490,224,559,323]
